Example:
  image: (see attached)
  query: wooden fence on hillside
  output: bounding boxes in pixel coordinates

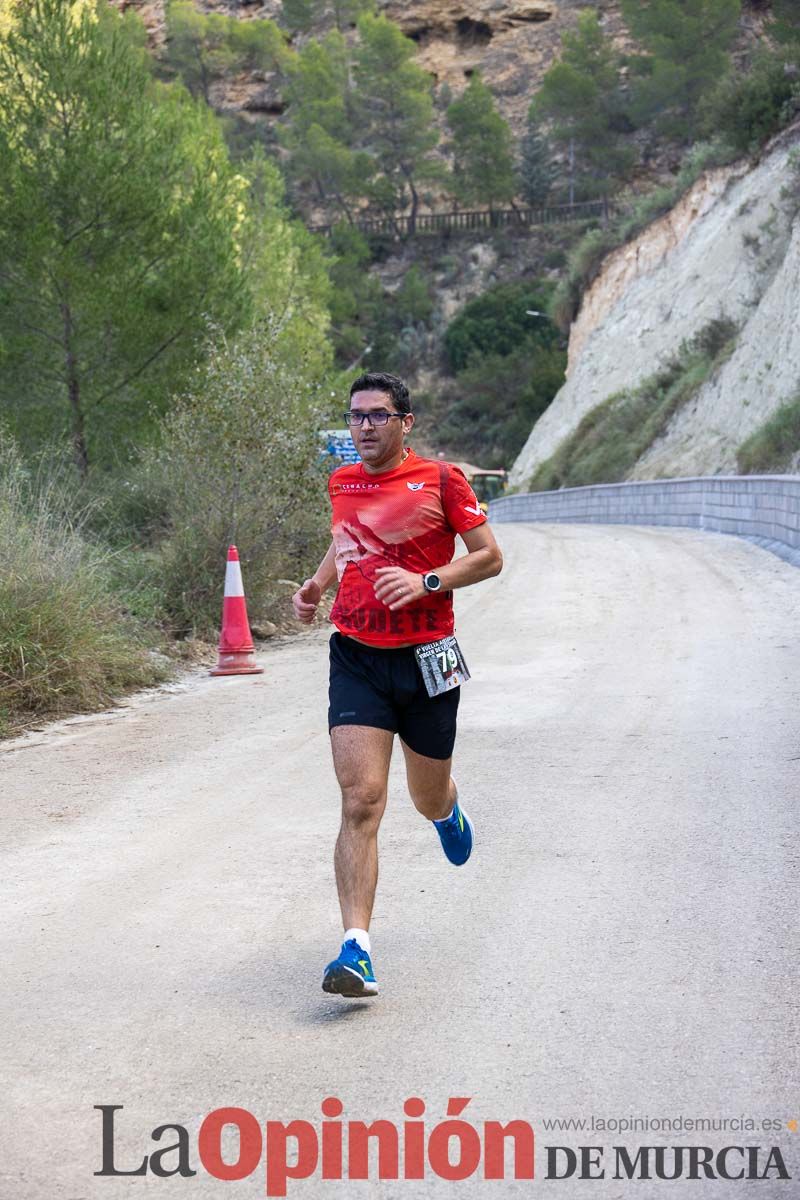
[309,199,609,238]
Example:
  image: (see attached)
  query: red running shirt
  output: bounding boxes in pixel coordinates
[328,448,487,647]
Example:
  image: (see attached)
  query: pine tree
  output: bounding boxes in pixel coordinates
[227,16,287,71]
[621,0,741,137]
[164,1,285,103]
[0,0,317,474]
[164,0,232,102]
[281,31,352,143]
[519,108,556,207]
[352,13,442,230]
[446,73,517,210]
[280,0,315,34]
[279,32,371,221]
[535,10,634,200]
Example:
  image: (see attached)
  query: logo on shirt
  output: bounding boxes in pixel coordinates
[464,503,482,515]
[407,482,426,491]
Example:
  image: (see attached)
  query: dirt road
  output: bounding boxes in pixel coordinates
[2,523,798,1198]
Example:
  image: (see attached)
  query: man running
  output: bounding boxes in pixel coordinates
[292,372,503,998]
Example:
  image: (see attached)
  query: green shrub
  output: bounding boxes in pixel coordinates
[0,432,166,737]
[437,343,567,468]
[104,546,171,627]
[77,457,173,550]
[700,51,800,156]
[691,315,742,360]
[394,265,434,325]
[444,279,559,372]
[543,246,568,270]
[154,321,331,637]
[437,278,566,466]
[550,227,615,332]
[737,393,800,473]
[325,228,437,373]
[529,318,738,490]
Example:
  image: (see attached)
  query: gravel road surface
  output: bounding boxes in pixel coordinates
[2,523,798,1198]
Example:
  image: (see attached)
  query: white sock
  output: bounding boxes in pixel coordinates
[434,780,458,823]
[344,927,371,954]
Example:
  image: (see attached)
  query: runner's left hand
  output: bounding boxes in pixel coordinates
[373,567,427,610]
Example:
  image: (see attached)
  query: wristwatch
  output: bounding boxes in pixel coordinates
[422,572,442,593]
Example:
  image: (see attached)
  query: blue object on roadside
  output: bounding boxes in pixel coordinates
[320,429,361,468]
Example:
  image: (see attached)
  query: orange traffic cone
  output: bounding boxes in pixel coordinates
[210,545,264,677]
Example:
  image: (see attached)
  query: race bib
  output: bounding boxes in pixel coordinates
[414,635,471,697]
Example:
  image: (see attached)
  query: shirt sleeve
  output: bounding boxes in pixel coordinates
[441,464,488,534]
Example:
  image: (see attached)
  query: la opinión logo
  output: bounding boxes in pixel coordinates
[94,1098,535,1195]
[93,1103,793,1192]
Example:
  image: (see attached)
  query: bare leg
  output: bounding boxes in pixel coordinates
[400,739,457,821]
[330,725,394,930]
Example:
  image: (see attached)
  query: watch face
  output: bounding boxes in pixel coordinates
[425,573,441,592]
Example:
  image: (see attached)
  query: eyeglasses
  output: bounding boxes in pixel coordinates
[343,411,405,427]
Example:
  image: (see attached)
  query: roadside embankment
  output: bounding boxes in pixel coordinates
[510,127,800,486]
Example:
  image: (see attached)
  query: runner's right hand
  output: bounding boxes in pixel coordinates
[293,578,322,624]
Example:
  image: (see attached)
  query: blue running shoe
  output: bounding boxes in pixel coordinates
[434,801,474,866]
[322,938,378,997]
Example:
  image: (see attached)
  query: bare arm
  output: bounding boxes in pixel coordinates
[434,522,503,591]
[373,522,503,610]
[311,540,338,592]
[292,540,337,624]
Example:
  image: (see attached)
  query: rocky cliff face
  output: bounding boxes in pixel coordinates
[509,124,800,487]
[382,0,625,134]
[118,1,767,150]
[118,0,624,134]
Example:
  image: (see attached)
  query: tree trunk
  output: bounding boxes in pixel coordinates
[333,188,355,226]
[196,45,211,106]
[407,176,419,236]
[61,300,88,478]
[398,163,419,237]
[568,137,575,206]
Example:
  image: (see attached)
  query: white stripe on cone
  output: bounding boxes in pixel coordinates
[224,558,245,598]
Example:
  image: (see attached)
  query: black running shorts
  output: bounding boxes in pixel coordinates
[328,632,460,760]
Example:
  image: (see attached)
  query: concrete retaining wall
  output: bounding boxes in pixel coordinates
[489,476,800,568]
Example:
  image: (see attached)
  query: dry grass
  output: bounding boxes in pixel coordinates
[0,437,168,737]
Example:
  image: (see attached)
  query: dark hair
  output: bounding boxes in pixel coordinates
[349,371,411,414]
